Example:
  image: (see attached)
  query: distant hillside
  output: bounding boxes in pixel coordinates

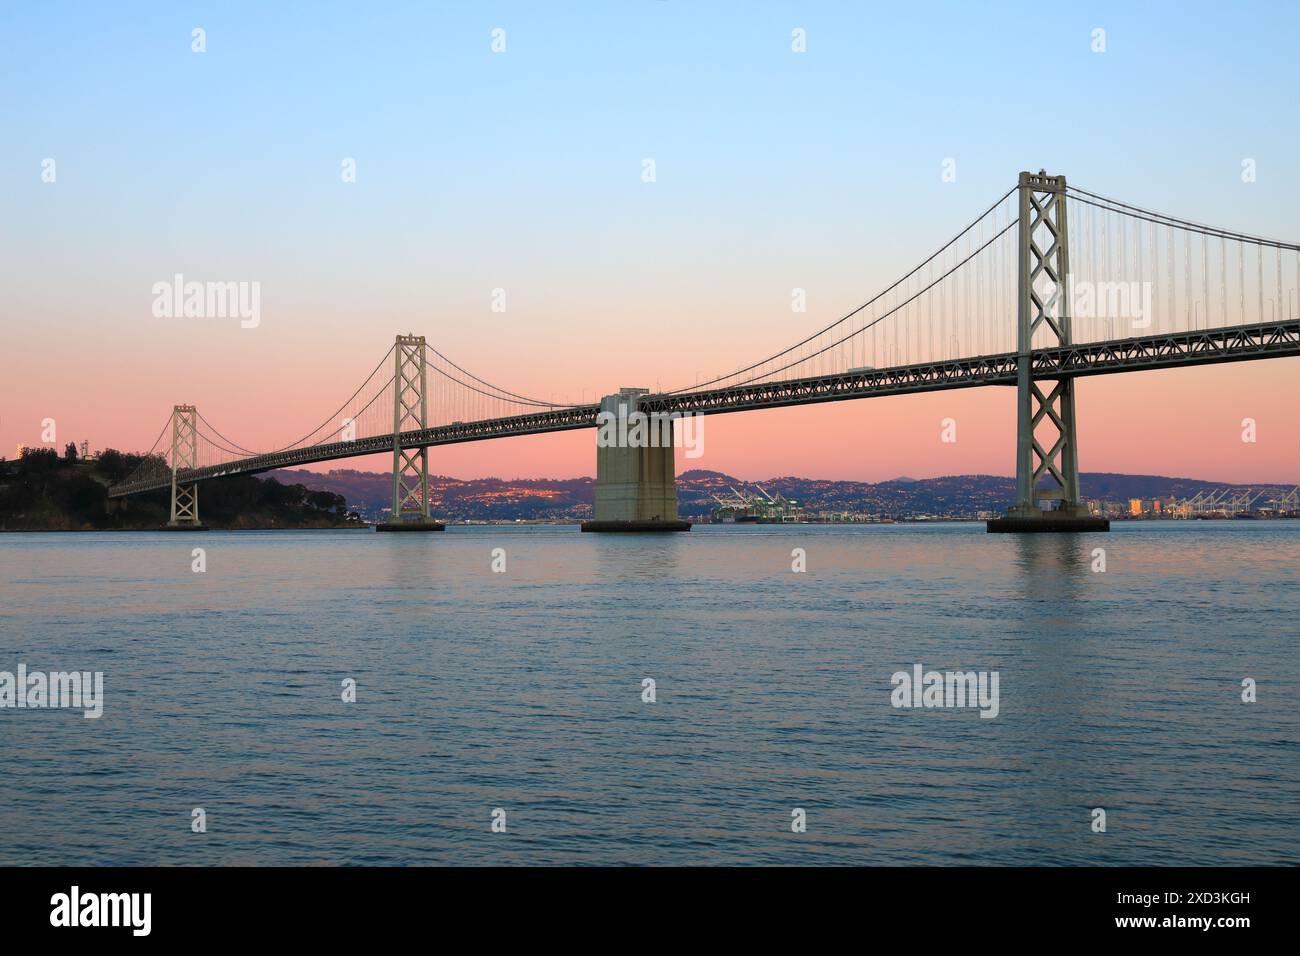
[269,469,595,521]
[1,448,360,530]
[680,470,1295,517]
[272,467,1295,521]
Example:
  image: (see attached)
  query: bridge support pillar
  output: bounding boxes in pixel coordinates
[165,404,207,530]
[581,389,690,532]
[989,171,1108,533]
[377,334,445,532]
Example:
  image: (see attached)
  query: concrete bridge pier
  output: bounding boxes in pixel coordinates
[581,388,691,532]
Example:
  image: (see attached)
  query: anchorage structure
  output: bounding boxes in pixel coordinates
[167,404,204,528]
[377,334,444,531]
[989,171,1108,532]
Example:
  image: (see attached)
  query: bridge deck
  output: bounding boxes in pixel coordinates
[108,319,1300,497]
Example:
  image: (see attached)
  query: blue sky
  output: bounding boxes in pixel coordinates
[6,1,1297,279]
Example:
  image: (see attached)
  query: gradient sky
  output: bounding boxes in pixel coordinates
[3,1,1298,483]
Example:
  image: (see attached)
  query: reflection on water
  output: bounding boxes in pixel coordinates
[1012,534,1091,633]
[0,522,1296,865]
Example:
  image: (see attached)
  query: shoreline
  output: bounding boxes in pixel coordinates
[5,515,1300,533]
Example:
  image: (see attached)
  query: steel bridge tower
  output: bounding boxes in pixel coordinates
[989,171,1108,532]
[167,404,204,528]
[377,334,444,531]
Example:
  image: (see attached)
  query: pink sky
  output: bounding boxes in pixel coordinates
[5,316,1296,484]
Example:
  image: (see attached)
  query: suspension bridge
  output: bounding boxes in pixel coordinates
[107,171,1300,532]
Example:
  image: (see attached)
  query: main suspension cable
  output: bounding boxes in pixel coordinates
[667,184,1019,393]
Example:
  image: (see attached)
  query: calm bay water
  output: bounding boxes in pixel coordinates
[0,522,1296,866]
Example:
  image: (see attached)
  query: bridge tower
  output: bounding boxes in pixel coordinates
[166,404,205,529]
[989,171,1108,532]
[377,333,445,532]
